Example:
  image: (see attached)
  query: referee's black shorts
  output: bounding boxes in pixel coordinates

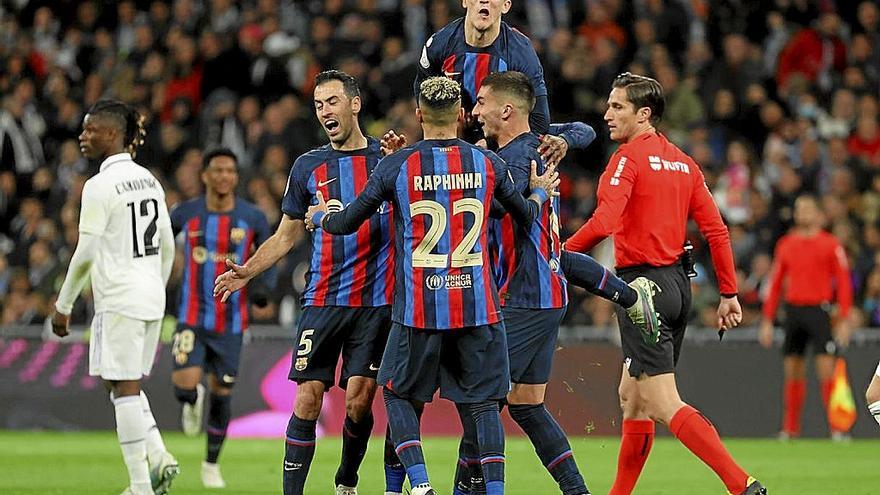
[782,304,837,357]
[615,264,692,378]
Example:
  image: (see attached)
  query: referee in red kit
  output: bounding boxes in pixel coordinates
[759,194,853,440]
[565,73,765,495]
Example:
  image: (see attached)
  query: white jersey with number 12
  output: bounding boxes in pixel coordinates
[79,152,171,320]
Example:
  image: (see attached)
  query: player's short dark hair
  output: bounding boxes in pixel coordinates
[314,70,360,99]
[202,147,238,170]
[481,71,536,113]
[612,72,665,125]
[86,99,147,157]
[418,77,462,125]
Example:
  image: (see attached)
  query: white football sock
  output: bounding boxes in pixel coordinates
[139,391,167,465]
[869,401,880,427]
[114,394,151,492]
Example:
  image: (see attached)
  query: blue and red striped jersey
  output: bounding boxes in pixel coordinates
[488,132,567,309]
[171,197,272,334]
[317,138,544,330]
[282,138,394,308]
[417,18,549,134]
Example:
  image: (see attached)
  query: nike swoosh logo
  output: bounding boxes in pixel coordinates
[284,461,302,471]
[318,178,337,187]
[444,71,461,77]
[369,364,380,371]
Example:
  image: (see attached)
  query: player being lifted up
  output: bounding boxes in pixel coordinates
[447,71,658,495]
[418,0,549,136]
[169,148,274,488]
[213,70,398,495]
[415,0,573,165]
[306,76,559,495]
[51,100,179,495]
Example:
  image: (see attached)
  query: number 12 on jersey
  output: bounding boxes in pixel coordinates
[127,198,160,258]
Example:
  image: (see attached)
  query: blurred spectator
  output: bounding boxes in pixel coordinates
[776,12,847,93]
[0,0,877,331]
[0,82,46,190]
[848,116,880,167]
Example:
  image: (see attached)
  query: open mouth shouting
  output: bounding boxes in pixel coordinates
[478,7,491,20]
[323,118,341,136]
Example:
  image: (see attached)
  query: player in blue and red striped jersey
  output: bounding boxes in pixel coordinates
[449,72,658,495]
[213,70,397,495]
[306,77,559,495]
[169,148,273,488]
[417,0,549,141]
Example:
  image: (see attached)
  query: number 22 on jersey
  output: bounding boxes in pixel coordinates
[411,198,483,268]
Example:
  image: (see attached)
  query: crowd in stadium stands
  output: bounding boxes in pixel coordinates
[1,0,879,334]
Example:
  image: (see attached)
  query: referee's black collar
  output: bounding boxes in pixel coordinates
[100,153,132,172]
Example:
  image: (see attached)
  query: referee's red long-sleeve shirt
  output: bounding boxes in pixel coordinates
[566,132,738,296]
[761,230,853,320]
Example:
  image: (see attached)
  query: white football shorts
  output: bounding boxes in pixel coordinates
[89,312,161,380]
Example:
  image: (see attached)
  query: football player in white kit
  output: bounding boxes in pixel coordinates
[868,362,880,428]
[52,100,179,495]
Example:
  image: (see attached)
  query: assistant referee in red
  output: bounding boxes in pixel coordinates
[759,194,853,439]
[565,73,765,495]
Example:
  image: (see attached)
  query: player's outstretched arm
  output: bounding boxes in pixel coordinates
[214,214,302,302]
[53,232,100,337]
[309,164,392,235]
[308,187,385,235]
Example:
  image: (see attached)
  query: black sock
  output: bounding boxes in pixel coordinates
[335,413,374,487]
[283,413,317,495]
[470,401,505,495]
[509,403,588,495]
[454,403,484,494]
[206,394,231,464]
[174,386,198,405]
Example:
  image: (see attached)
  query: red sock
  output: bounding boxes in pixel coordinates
[669,405,749,494]
[782,378,806,435]
[609,419,655,495]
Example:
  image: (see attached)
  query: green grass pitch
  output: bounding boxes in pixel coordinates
[0,431,877,494]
